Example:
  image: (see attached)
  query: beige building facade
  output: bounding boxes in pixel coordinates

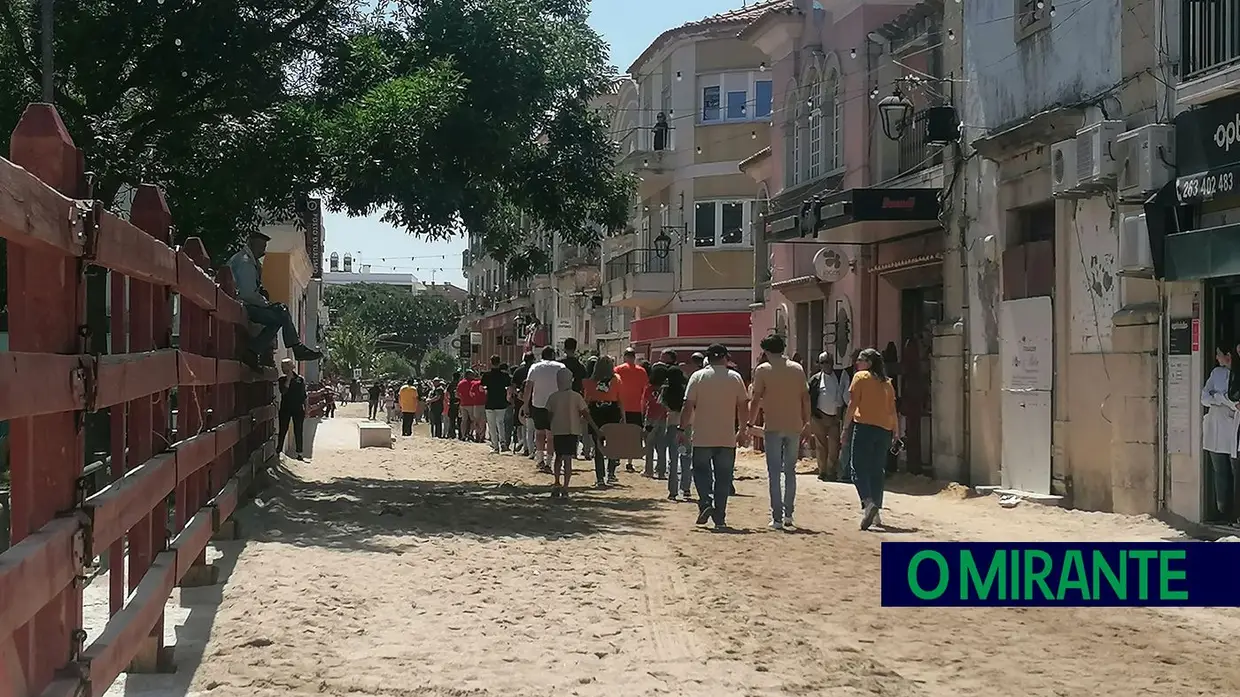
[598,5,776,371]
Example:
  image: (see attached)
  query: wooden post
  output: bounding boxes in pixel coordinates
[177,238,217,587]
[108,251,127,620]
[5,103,86,697]
[126,185,175,673]
[213,268,240,539]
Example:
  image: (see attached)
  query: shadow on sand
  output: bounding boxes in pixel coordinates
[248,462,663,552]
[118,539,247,697]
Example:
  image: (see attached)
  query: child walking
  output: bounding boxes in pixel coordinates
[545,367,595,498]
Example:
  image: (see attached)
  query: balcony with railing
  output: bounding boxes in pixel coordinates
[896,110,945,178]
[1179,0,1240,102]
[602,248,675,309]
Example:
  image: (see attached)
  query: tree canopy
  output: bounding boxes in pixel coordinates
[323,284,459,362]
[419,348,459,381]
[0,0,632,268]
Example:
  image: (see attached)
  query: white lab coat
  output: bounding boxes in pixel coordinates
[1201,366,1238,455]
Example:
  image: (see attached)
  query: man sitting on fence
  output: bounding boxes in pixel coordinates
[227,231,323,366]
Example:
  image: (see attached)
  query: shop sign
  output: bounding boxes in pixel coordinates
[849,188,941,221]
[301,197,324,278]
[1168,319,1192,355]
[1175,94,1240,204]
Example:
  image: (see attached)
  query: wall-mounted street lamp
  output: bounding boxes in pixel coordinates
[652,229,673,259]
[877,88,915,141]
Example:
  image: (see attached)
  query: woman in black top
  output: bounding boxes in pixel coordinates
[447,371,461,439]
[426,380,446,438]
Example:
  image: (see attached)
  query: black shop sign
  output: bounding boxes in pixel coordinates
[1176,94,1240,204]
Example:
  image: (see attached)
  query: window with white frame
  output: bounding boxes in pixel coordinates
[699,72,774,124]
[806,71,823,180]
[693,200,755,248]
[829,75,842,169]
[784,92,801,186]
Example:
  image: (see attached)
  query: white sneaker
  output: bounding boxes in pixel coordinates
[782,517,794,528]
[768,519,783,530]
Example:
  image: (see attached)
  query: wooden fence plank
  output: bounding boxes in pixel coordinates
[82,453,176,555]
[0,519,82,642]
[94,350,179,409]
[176,351,216,387]
[0,156,82,256]
[210,479,240,530]
[80,552,176,692]
[174,244,215,308]
[91,213,177,288]
[173,432,217,482]
[169,510,214,582]
[0,352,86,420]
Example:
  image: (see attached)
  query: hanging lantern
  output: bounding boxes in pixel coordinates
[877,88,915,141]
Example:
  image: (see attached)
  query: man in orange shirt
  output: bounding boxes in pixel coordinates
[613,347,648,472]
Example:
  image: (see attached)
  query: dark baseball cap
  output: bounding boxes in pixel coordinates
[704,343,729,360]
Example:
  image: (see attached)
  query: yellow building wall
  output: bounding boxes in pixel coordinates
[261,252,294,304]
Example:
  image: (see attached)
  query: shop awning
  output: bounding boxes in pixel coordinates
[1163,222,1240,280]
[767,187,942,244]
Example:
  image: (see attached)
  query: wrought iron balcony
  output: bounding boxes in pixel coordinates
[897,110,944,177]
[1181,0,1240,81]
[602,248,674,309]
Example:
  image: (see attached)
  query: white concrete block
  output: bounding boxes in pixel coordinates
[359,422,393,448]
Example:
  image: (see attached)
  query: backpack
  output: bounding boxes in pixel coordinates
[660,366,687,411]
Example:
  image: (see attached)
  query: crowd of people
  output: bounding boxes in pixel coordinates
[361,335,901,532]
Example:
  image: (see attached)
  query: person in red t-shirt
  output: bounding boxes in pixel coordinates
[457,371,480,442]
[613,347,648,472]
[468,374,487,441]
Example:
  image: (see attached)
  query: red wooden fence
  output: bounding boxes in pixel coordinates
[0,104,279,697]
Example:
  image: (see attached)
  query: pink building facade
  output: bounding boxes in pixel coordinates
[741,0,948,472]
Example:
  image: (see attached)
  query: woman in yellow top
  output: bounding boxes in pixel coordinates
[843,348,898,530]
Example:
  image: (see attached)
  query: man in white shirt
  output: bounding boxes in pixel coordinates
[226,231,322,365]
[520,345,565,471]
[808,351,849,481]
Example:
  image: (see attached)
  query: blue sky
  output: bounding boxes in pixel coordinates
[323,0,742,287]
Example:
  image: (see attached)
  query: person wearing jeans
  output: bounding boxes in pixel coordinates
[747,334,810,529]
[643,374,671,478]
[843,348,899,531]
[679,344,749,529]
[226,231,322,366]
[481,355,513,453]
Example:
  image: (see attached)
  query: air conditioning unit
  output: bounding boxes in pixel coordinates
[1116,124,1175,200]
[1119,212,1153,275]
[1050,140,1085,198]
[1076,120,1125,188]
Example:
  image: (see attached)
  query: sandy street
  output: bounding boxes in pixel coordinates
[168,403,1239,697]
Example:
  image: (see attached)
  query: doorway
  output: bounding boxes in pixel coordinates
[1204,280,1240,524]
[898,285,943,475]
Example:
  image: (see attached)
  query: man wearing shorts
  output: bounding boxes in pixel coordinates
[613,346,648,472]
[545,367,595,498]
[521,346,564,472]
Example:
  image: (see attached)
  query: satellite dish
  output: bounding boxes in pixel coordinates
[812,246,849,283]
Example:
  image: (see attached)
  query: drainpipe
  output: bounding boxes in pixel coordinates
[958,153,972,484]
[1156,280,1167,511]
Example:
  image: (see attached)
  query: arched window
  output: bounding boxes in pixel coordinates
[329,252,339,273]
[826,71,842,170]
[806,70,823,180]
[783,89,801,186]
